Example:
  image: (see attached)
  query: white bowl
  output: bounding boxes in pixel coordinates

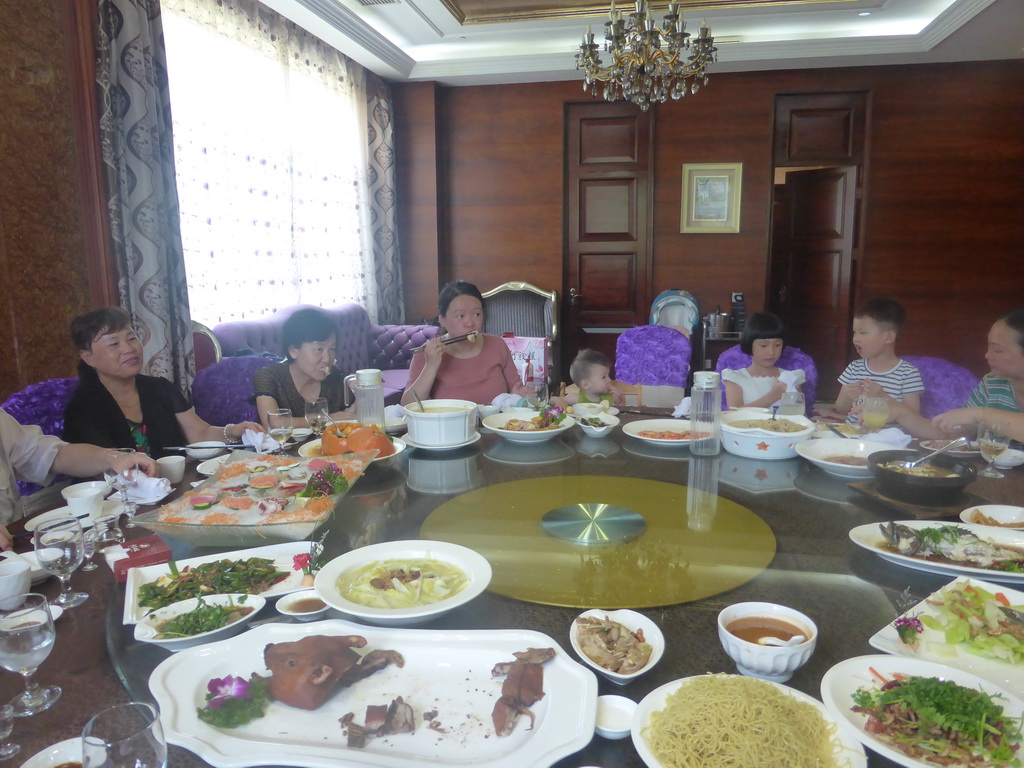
[134,593,266,651]
[402,399,478,447]
[185,441,226,460]
[717,602,817,683]
[384,417,407,435]
[995,447,1024,469]
[61,480,109,517]
[572,402,612,418]
[595,695,636,740]
[5,551,50,585]
[569,608,664,685]
[720,410,816,460]
[476,404,501,420]
[794,438,892,479]
[275,589,329,620]
[291,427,313,441]
[576,413,620,438]
[959,503,1024,529]
[22,737,82,768]
[482,412,576,443]
[314,539,492,626]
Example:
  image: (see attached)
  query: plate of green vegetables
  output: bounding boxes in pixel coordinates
[134,593,266,651]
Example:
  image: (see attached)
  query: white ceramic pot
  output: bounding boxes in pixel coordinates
[720,410,815,460]
[402,399,478,447]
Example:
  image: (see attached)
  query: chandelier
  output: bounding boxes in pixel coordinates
[575,1,718,111]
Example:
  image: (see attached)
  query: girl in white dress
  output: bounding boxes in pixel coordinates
[722,313,805,409]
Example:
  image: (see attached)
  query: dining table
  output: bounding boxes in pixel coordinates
[6,416,1023,768]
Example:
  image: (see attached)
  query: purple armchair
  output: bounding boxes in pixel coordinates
[903,356,979,418]
[191,356,277,426]
[614,326,692,387]
[1,377,80,496]
[715,345,818,416]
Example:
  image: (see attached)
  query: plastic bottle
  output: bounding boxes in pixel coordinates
[352,368,385,428]
[690,370,721,456]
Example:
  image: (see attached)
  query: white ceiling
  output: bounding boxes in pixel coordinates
[260,0,1023,85]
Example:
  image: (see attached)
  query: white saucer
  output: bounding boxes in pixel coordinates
[129,489,171,506]
[24,506,93,532]
[23,737,81,768]
[403,433,481,452]
[291,428,313,441]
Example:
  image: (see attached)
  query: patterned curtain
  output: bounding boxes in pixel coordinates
[366,73,404,324]
[95,0,193,391]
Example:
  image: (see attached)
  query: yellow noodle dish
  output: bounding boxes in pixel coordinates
[727,418,806,433]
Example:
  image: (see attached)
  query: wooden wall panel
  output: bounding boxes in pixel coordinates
[0,0,92,399]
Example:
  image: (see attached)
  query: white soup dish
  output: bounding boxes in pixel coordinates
[717,601,817,683]
[402,399,478,447]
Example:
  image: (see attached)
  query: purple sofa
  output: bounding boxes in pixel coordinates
[210,304,439,405]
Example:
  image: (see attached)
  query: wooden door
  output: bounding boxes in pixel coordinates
[770,167,858,401]
[564,103,653,380]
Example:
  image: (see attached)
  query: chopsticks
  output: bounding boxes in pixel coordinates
[411,331,479,353]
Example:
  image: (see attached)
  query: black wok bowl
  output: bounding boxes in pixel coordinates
[868,449,977,505]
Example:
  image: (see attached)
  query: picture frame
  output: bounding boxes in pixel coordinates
[680,163,743,233]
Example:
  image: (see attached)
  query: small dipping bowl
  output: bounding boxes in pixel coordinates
[717,602,817,683]
[570,608,664,685]
[595,695,636,740]
[276,589,329,621]
[186,441,226,460]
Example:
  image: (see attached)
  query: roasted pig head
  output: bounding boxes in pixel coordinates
[263,635,370,710]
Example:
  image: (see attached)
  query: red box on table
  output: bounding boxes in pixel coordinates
[109,535,172,582]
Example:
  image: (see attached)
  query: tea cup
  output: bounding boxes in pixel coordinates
[0,557,31,601]
[717,601,817,683]
[61,481,108,518]
[156,455,186,484]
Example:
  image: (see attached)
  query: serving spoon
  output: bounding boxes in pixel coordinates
[757,634,806,647]
[892,436,969,471]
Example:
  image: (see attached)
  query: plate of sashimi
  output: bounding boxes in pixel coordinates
[131,450,375,546]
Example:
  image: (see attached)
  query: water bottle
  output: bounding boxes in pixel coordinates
[691,370,721,456]
[352,368,385,428]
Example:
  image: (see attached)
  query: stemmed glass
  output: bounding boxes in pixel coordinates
[978,422,1011,478]
[861,397,890,431]
[305,398,329,437]
[268,408,293,451]
[80,528,98,572]
[33,517,88,609]
[104,447,139,519]
[83,701,167,768]
[0,593,60,717]
[0,704,18,759]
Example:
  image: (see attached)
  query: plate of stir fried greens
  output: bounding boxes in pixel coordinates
[134,593,266,651]
[821,655,1024,768]
[123,541,311,624]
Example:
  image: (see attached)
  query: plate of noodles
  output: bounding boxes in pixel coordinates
[632,673,866,768]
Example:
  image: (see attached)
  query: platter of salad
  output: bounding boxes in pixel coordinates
[869,577,1024,692]
[820,655,1024,768]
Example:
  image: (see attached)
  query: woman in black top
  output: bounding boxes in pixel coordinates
[63,308,262,458]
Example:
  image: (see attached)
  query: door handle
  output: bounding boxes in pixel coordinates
[569,287,580,306]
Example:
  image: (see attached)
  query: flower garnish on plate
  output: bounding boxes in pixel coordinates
[197,673,270,728]
[298,464,349,498]
[537,404,567,428]
[893,614,923,650]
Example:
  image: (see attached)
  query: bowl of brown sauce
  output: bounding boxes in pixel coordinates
[717,602,817,683]
[868,449,976,504]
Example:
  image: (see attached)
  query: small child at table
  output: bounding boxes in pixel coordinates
[550,350,626,410]
[721,312,805,409]
[834,297,924,424]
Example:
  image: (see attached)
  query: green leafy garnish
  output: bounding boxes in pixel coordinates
[153,596,254,639]
[298,464,349,497]
[197,674,270,728]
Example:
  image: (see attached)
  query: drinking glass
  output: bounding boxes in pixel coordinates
[978,422,1011,478]
[267,408,293,450]
[778,391,805,416]
[103,447,139,519]
[0,704,18,759]
[81,528,98,572]
[305,398,329,437]
[83,701,167,768]
[861,397,889,431]
[0,593,60,716]
[33,517,88,609]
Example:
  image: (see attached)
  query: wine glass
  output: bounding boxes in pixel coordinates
[861,397,889,431]
[268,408,293,451]
[305,398,329,437]
[83,701,167,768]
[33,517,88,609]
[0,704,19,759]
[0,593,60,717]
[978,422,1011,478]
[80,528,98,572]
[103,447,139,519]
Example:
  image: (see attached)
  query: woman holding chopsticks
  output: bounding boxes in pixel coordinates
[401,281,533,406]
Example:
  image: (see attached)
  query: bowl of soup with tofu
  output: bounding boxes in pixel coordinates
[402,399,478,447]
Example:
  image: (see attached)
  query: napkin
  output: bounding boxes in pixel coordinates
[867,427,913,449]
[243,429,280,454]
[123,474,172,503]
[672,396,691,418]
[491,393,522,409]
[384,404,405,420]
[778,370,801,392]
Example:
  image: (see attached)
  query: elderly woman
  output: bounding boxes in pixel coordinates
[401,280,532,406]
[887,307,1024,443]
[63,308,262,458]
[253,308,354,430]
[0,408,156,547]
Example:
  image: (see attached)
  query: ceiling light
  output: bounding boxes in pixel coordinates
[575,1,717,111]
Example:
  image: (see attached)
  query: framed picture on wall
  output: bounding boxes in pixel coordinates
[680,163,742,233]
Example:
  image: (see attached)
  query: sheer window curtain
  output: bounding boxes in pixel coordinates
[160,0,380,325]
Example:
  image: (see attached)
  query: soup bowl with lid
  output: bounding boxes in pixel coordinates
[401,399,478,448]
[717,601,817,683]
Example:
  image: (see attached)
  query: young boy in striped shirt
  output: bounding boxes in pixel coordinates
[834,297,924,425]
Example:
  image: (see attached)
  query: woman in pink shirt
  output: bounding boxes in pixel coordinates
[401,281,532,405]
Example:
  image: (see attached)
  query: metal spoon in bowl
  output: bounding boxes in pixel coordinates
[893,436,970,471]
[758,634,806,647]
